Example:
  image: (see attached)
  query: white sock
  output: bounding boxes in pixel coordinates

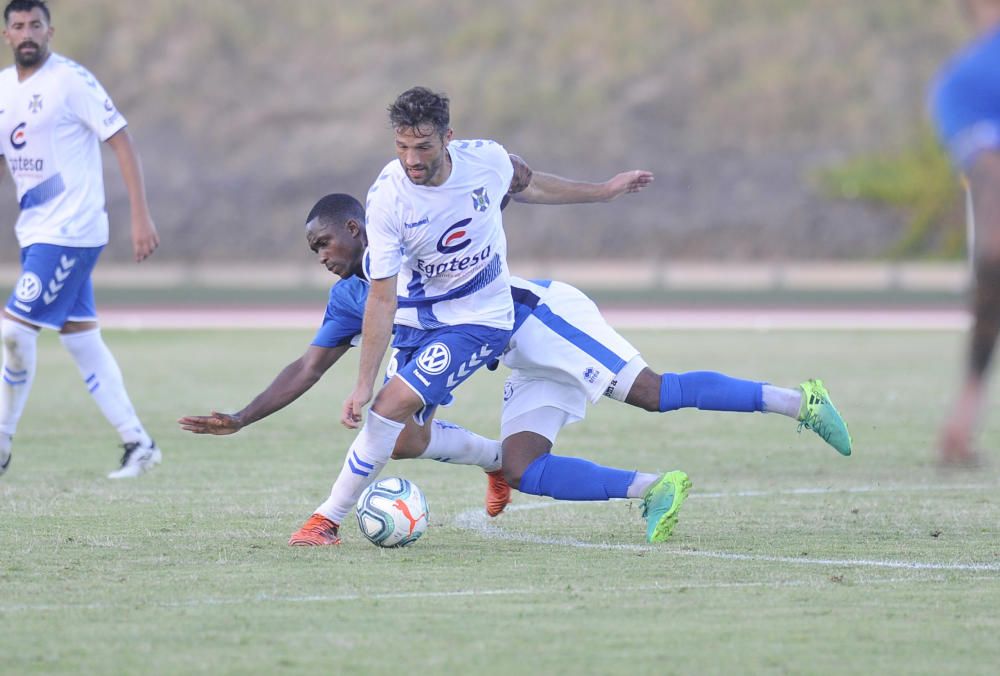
[1,319,39,438]
[762,384,802,419]
[59,328,151,446]
[420,419,502,472]
[315,411,404,525]
[627,472,661,499]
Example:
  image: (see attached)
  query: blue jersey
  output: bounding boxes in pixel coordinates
[930,25,1000,170]
[311,275,369,349]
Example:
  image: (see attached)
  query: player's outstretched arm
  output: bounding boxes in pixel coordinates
[105,128,159,262]
[507,154,653,205]
[342,276,397,429]
[178,344,349,435]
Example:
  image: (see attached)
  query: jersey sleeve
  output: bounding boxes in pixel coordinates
[490,141,515,191]
[310,279,367,348]
[363,186,403,280]
[931,55,1000,170]
[64,65,127,142]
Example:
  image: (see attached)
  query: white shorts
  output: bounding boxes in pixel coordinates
[500,279,641,441]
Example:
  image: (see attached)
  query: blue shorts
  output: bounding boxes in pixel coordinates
[389,323,512,425]
[5,244,103,330]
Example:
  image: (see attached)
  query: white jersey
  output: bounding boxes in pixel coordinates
[0,53,127,248]
[365,139,515,330]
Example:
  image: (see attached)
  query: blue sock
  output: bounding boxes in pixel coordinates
[519,454,636,501]
[658,371,763,413]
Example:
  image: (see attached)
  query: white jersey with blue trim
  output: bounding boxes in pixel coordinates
[364,139,515,330]
[0,54,127,248]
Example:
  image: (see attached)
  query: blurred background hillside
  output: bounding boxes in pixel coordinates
[0,0,971,270]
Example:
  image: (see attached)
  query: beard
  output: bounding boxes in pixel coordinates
[14,42,45,68]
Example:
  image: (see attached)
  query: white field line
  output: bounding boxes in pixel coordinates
[93,306,970,331]
[453,483,1000,573]
[0,575,980,614]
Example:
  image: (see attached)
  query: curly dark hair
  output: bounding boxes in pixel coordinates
[4,0,49,24]
[387,87,450,137]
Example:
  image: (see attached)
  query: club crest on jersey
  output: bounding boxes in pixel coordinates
[14,272,42,303]
[471,187,490,213]
[28,95,42,114]
[10,122,26,149]
[436,218,473,254]
[417,342,452,375]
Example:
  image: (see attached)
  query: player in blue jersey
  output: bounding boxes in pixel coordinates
[930,0,1000,465]
[0,0,161,479]
[180,192,852,544]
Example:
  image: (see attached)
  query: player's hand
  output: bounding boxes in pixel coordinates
[604,170,654,200]
[177,411,243,435]
[342,384,373,429]
[132,213,160,262]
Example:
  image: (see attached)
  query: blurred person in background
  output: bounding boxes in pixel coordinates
[0,0,161,479]
[930,0,1000,465]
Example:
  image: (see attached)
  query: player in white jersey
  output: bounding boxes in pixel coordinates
[0,1,161,479]
[286,86,664,545]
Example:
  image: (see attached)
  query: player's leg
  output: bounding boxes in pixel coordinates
[60,321,162,479]
[0,313,40,476]
[45,249,161,478]
[291,323,510,545]
[3,244,99,476]
[610,362,851,456]
[500,379,690,542]
[393,413,506,516]
[393,415,501,472]
[938,201,1000,465]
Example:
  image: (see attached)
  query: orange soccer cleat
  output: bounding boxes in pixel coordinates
[288,513,342,546]
[485,469,512,517]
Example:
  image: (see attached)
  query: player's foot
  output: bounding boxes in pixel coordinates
[485,469,512,517]
[0,434,11,478]
[107,439,162,479]
[288,514,341,546]
[640,470,692,543]
[797,379,852,456]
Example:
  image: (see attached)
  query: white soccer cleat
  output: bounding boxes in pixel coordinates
[107,440,162,479]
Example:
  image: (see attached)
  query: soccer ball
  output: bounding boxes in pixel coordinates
[355,477,429,547]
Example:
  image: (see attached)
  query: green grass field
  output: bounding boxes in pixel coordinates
[2,328,999,675]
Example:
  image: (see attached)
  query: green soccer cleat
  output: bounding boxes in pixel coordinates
[797,379,853,456]
[640,470,692,543]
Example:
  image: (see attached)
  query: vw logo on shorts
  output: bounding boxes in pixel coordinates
[14,272,42,303]
[417,342,451,375]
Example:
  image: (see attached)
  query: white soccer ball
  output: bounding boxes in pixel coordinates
[355,477,429,547]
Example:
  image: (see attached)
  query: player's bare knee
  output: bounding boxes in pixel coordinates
[2,318,38,365]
